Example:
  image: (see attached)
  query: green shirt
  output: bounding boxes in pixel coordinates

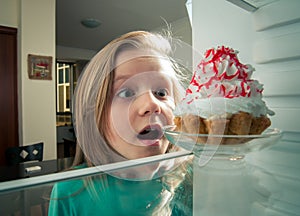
[48,164,192,216]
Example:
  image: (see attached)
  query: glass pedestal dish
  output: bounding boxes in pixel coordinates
[163,126,282,216]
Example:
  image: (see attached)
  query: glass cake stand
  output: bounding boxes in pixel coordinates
[163,126,282,160]
[163,126,283,215]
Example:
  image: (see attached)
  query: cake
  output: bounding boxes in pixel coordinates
[174,46,275,144]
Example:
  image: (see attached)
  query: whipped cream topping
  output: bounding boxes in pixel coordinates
[175,46,274,118]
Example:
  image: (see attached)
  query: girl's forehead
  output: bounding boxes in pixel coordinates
[115,49,162,66]
[114,56,174,79]
[113,58,175,91]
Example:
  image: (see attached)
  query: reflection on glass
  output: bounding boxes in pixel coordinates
[0,153,192,215]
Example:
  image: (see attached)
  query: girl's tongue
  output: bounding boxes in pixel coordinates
[137,126,163,146]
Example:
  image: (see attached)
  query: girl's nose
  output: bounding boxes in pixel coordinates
[136,91,161,116]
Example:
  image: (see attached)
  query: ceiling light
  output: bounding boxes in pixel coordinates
[81,18,101,28]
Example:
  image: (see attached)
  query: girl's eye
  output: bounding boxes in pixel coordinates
[117,88,135,98]
[154,88,169,98]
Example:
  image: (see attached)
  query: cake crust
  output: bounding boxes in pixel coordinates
[174,111,271,145]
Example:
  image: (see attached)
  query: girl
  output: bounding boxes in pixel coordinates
[49,30,193,215]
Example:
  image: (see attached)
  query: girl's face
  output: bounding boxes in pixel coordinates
[107,55,176,159]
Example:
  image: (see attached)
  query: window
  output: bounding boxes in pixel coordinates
[56,60,88,126]
[56,62,77,126]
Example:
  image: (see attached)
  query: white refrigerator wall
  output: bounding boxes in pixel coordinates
[192,0,300,132]
[192,3,300,216]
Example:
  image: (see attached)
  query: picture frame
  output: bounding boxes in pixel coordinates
[28,54,52,80]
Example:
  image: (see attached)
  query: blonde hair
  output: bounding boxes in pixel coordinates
[71,30,191,215]
[73,30,186,166]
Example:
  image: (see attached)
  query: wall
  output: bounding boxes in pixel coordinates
[56,45,96,61]
[193,0,255,62]
[0,0,19,27]
[192,0,300,133]
[21,0,56,160]
[154,16,193,84]
[169,16,192,45]
[0,0,56,160]
[251,0,300,132]
[192,3,300,215]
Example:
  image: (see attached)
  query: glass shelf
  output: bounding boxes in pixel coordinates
[0,132,300,215]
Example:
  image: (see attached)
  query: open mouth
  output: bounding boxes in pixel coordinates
[137,125,163,140]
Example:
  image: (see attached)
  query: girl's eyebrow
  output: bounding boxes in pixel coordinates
[114,74,131,82]
[113,74,131,91]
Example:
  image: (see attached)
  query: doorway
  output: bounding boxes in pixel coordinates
[0,26,19,166]
[55,60,88,159]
